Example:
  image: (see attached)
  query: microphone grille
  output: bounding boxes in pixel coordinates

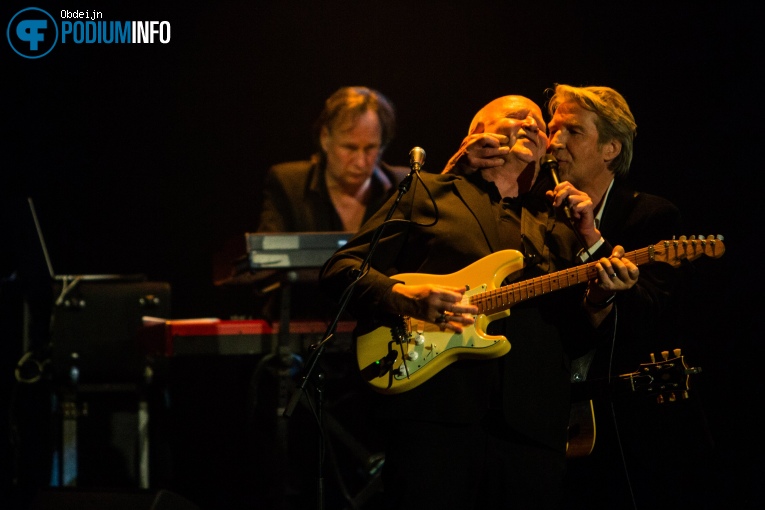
[540,154,557,169]
[409,146,426,167]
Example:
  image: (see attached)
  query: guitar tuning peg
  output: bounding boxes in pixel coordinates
[650,353,656,363]
[661,350,669,361]
[673,348,681,357]
[657,394,665,404]
[681,390,690,399]
[716,235,725,241]
[698,235,706,240]
[679,235,687,245]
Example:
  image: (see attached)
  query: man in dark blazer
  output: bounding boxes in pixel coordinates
[257,86,409,233]
[247,87,411,509]
[547,85,714,509]
[320,95,639,509]
[249,86,409,323]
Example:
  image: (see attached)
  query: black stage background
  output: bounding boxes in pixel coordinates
[2,1,761,509]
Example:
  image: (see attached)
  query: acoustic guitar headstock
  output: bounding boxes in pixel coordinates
[620,349,702,404]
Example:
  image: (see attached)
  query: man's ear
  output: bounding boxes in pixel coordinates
[603,139,621,164]
[319,126,330,153]
[469,121,486,136]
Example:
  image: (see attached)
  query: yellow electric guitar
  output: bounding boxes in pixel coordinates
[566,349,702,458]
[356,236,725,394]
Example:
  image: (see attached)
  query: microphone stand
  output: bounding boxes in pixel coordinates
[283,149,424,510]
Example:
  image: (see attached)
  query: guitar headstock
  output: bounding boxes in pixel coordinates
[620,349,702,404]
[651,235,725,268]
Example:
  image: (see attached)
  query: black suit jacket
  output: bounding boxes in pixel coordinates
[563,175,713,510]
[591,180,684,374]
[320,171,612,451]
[256,157,410,232]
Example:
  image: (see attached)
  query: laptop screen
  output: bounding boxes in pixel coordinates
[27,197,56,279]
[24,197,143,285]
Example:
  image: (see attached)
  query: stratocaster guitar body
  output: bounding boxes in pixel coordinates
[356,249,525,394]
[356,236,724,395]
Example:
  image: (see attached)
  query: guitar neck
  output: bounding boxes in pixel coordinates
[471,246,655,315]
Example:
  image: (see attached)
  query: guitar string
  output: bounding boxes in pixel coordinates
[467,237,720,315]
[463,238,720,317]
[470,245,656,315]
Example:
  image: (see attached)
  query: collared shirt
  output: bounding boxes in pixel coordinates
[578,179,615,262]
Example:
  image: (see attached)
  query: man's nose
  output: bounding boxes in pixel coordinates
[522,116,539,132]
[351,149,367,165]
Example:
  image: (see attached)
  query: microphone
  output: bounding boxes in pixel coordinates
[540,153,561,186]
[540,154,572,220]
[409,146,426,172]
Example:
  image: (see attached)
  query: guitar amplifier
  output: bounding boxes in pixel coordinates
[50,279,171,385]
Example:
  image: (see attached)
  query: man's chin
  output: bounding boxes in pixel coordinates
[511,147,542,165]
[343,175,372,188]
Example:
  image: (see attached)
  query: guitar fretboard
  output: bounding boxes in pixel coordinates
[470,246,656,315]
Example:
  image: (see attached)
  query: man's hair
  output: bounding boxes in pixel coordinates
[314,86,396,151]
[547,84,636,178]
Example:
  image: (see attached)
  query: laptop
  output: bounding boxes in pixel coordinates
[26,197,170,384]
